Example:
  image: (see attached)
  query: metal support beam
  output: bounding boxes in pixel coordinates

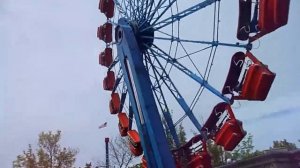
[148,59,180,147]
[141,36,252,50]
[105,138,109,168]
[142,0,217,32]
[149,44,231,103]
[116,18,176,168]
[146,51,203,133]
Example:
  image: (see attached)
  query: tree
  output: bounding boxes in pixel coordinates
[207,140,231,167]
[79,162,99,168]
[162,114,187,149]
[162,117,176,150]
[13,130,78,168]
[84,162,92,168]
[207,133,257,166]
[270,139,297,150]
[13,145,37,168]
[177,123,187,146]
[101,121,188,168]
[97,136,134,168]
[129,163,142,168]
[231,134,254,160]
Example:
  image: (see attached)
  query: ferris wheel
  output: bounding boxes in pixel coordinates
[97,0,290,167]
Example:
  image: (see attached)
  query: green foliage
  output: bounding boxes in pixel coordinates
[177,124,187,146]
[207,140,231,167]
[270,139,297,150]
[207,134,299,166]
[231,134,254,160]
[251,150,264,157]
[13,130,78,168]
[207,133,256,166]
[161,115,176,149]
[129,163,142,168]
[161,115,187,149]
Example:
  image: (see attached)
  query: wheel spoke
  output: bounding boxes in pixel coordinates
[146,0,168,22]
[145,50,203,132]
[141,36,250,49]
[107,57,119,72]
[146,53,180,148]
[150,0,178,26]
[119,83,128,114]
[146,44,231,103]
[142,0,217,32]
[114,0,130,18]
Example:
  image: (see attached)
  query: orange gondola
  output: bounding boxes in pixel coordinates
[98,0,115,18]
[172,135,212,168]
[222,52,245,98]
[109,93,120,114]
[97,23,113,43]
[99,47,113,67]
[258,0,290,33]
[201,102,246,151]
[118,112,129,136]
[237,52,275,101]
[215,119,245,151]
[222,51,275,101]
[250,0,290,41]
[103,71,115,91]
[127,130,143,156]
[236,0,252,41]
[188,152,212,168]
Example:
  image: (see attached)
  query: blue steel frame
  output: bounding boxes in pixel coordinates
[116,18,176,168]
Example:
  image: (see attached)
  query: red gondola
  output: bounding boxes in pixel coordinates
[118,112,129,136]
[98,0,115,18]
[222,52,245,97]
[103,71,115,91]
[214,119,245,151]
[97,23,112,43]
[237,52,276,101]
[222,51,275,101]
[237,0,252,41]
[127,130,143,156]
[273,0,290,27]
[201,102,246,151]
[99,47,113,67]
[172,135,212,168]
[250,0,290,41]
[109,93,120,114]
[188,152,212,168]
[259,0,290,33]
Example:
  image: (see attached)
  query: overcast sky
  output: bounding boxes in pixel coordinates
[1,0,300,167]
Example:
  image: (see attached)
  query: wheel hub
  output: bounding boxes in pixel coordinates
[131,21,154,53]
[115,19,154,53]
